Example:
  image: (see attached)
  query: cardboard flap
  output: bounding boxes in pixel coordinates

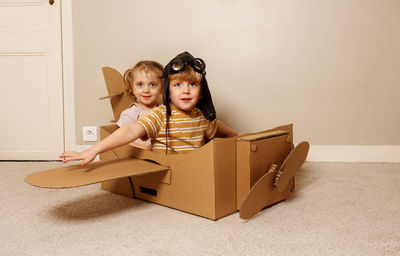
[24,158,170,188]
[237,130,289,142]
[100,67,135,121]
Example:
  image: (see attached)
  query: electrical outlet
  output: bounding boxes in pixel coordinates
[82,126,98,142]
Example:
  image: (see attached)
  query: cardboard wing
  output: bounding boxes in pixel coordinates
[24,158,170,189]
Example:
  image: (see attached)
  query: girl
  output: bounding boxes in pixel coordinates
[117,60,163,150]
[60,52,238,165]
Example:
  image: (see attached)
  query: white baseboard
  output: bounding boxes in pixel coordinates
[308,145,400,162]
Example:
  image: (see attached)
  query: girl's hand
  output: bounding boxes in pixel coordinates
[59,149,97,166]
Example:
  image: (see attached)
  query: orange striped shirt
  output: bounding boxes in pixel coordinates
[136,104,217,154]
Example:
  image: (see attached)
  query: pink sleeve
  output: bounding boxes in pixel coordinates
[116,105,140,127]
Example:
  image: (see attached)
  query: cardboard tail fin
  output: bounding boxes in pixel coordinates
[100,67,135,122]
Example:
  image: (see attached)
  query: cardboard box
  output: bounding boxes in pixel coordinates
[236,125,294,210]
[24,67,305,220]
[100,125,237,220]
[99,123,294,220]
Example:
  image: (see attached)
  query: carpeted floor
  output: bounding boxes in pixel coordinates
[0,161,399,256]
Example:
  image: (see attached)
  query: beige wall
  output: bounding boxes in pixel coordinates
[72,0,400,146]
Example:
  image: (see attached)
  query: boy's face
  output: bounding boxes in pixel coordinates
[169,78,201,112]
[132,69,162,108]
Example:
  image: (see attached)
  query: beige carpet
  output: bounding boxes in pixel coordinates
[0,161,399,256]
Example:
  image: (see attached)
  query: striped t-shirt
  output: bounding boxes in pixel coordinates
[136,104,217,154]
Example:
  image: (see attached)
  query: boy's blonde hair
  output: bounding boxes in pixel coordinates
[168,66,203,85]
[124,60,164,99]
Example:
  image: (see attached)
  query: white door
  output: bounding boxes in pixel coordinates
[0,0,64,160]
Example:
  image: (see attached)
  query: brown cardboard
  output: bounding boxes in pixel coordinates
[100,67,134,122]
[239,167,281,219]
[275,141,310,192]
[24,66,309,220]
[98,124,296,219]
[99,132,237,220]
[25,127,297,219]
[236,129,293,209]
[24,158,170,188]
[239,141,310,219]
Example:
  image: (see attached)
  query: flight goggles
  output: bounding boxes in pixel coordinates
[165,57,206,76]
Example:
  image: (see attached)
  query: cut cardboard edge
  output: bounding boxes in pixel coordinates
[101,66,135,121]
[239,140,308,220]
[24,157,170,189]
[99,92,124,100]
[239,169,276,220]
[237,130,289,142]
[276,141,310,192]
[102,67,127,94]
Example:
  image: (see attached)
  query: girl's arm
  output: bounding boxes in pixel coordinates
[215,120,239,137]
[59,123,147,165]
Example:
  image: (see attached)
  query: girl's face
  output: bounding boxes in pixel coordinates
[132,69,162,109]
[169,78,201,112]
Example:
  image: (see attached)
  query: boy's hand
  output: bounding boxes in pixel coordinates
[215,120,239,137]
[59,149,97,166]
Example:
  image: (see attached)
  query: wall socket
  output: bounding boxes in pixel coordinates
[82,126,98,142]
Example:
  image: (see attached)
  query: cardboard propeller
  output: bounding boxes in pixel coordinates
[239,141,309,219]
[275,141,310,192]
[24,158,170,189]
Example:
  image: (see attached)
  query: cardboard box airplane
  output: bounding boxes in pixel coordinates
[25,67,309,220]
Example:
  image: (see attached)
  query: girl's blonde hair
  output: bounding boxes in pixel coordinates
[123,60,164,99]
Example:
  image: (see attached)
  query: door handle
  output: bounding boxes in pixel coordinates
[49,0,54,5]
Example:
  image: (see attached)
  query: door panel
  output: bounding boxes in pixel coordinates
[0,0,64,160]
[0,4,45,31]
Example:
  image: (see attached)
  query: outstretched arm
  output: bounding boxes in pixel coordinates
[60,123,147,165]
[215,120,239,137]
